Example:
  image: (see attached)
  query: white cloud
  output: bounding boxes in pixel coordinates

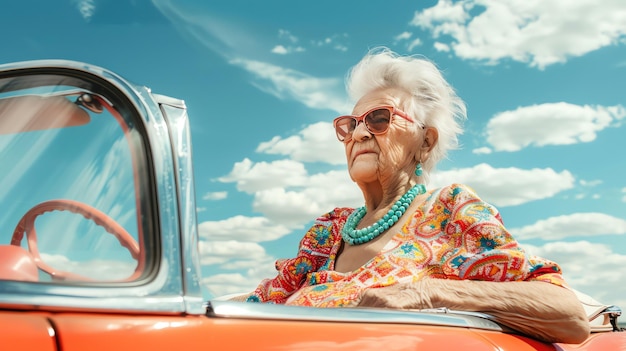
[251,170,362,226]
[271,45,305,55]
[524,241,626,309]
[198,215,294,242]
[256,122,346,165]
[203,261,277,297]
[485,103,625,152]
[278,29,298,43]
[217,159,360,226]
[228,58,351,114]
[41,254,135,281]
[73,0,95,21]
[471,146,492,155]
[511,213,626,240]
[580,179,602,187]
[623,187,626,202]
[198,240,269,265]
[394,32,413,41]
[433,41,450,52]
[152,1,261,55]
[334,44,348,52]
[271,45,288,55]
[407,38,423,52]
[430,163,575,207]
[394,31,422,51]
[411,0,626,69]
[202,273,259,297]
[202,191,227,201]
[153,4,347,107]
[200,241,278,296]
[218,158,309,193]
[252,188,326,226]
[311,33,350,52]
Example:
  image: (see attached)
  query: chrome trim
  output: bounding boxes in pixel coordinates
[154,94,205,315]
[0,294,186,314]
[208,301,506,331]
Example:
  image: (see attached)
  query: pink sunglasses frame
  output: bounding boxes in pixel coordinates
[332,105,414,142]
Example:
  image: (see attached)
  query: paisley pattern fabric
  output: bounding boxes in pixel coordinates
[249,184,566,307]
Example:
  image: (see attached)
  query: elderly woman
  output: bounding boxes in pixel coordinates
[238,48,589,344]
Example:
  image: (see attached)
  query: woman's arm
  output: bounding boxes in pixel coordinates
[357,279,590,344]
[228,293,252,302]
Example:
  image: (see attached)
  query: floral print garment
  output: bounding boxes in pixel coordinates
[248,184,566,307]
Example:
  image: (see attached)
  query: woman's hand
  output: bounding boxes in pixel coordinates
[358,281,434,309]
[357,279,590,344]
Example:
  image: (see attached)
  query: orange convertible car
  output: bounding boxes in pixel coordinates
[0,60,623,350]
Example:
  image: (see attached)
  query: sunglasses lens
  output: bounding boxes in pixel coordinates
[365,109,391,133]
[335,117,356,141]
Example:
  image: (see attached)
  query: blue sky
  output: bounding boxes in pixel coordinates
[3,0,626,307]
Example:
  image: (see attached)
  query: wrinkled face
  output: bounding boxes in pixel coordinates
[343,88,422,185]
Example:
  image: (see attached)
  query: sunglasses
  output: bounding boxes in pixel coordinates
[333,105,414,142]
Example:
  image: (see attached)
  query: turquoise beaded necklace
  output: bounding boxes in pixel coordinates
[341,183,426,245]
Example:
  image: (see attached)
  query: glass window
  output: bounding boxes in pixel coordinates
[0,73,151,283]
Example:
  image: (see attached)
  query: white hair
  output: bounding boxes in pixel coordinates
[345,47,467,180]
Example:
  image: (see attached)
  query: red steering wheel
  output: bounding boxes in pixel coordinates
[11,199,140,281]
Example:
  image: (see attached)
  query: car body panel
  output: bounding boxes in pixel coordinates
[2,309,624,351]
[0,312,56,350]
[11,313,542,351]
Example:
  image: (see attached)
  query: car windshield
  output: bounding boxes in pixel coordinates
[0,74,147,283]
